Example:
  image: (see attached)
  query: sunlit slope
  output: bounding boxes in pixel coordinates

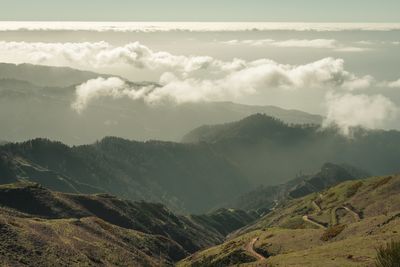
[178,175,400,266]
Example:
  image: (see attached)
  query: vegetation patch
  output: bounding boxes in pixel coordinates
[371,176,393,190]
[320,224,346,241]
[346,182,363,198]
[375,240,400,267]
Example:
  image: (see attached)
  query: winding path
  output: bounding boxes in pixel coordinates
[302,215,327,229]
[244,237,266,262]
[311,200,322,212]
[343,206,361,221]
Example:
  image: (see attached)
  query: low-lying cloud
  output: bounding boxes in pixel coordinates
[71,55,374,113]
[1,22,400,32]
[0,41,372,90]
[387,79,400,88]
[323,92,398,135]
[222,39,370,52]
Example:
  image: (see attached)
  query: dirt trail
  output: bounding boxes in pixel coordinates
[311,200,322,212]
[343,206,361,221]
[302,215,327,229]
[244,237,266,262]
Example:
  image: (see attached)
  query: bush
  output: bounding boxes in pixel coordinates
[346,182,363,198]
[372,176,393,190]
[320,224,346,241]
[375,240,400,267]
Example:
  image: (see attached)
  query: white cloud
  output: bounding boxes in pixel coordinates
[72,77,129,113]
[334,46,370,52]
[323,92,397,136]
[271,39,338,49]
[387,79,400,88]
[72,57,373,112]
[222,38,370,52]
[0,41,245,73]
[0,41,370,93]
[1,22,400,32]
[342,75,374,91]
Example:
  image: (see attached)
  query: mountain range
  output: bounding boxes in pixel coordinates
[1,113,400,214]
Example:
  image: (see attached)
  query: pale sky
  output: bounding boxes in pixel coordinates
[1,0,400,22]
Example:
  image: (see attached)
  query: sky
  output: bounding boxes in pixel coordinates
[1,0,400,22]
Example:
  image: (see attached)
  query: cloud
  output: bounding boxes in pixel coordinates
[323,92,397,136]
[387,79,400,88]
[72,77,130,113]
[1,22,400,32]
[0,41,245,73]
[222,38,370,52]
[0,41,372,88]
[72,57,373,112]
[334,46,370,52]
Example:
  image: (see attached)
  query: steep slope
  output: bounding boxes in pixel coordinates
[0,138,250,213]
[0,182,221,255]
[182,114,400,185]
[190,208,257,237]
[224,163,369,213]
[178,174,400,266]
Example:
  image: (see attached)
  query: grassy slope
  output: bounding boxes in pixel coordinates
[0,181,223,256]
[178,175,400,267]
[0,208,185,266]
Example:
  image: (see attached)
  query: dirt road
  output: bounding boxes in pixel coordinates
[244,237,266,261]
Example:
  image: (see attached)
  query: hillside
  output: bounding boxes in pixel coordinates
[0,138,250,213]
[182,114,400,185]
[178,174,400,266]
[0,181,257,266]
[224,163,369,213]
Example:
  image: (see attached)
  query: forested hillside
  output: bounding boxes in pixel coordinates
[183,114,400,185]
[0,138,249,213]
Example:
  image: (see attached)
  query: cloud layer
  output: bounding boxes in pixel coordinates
[70,54,374,113]
[1,40,396,134]
[222,39,370,52]
[1,22,400,32]
[0,41,371,89]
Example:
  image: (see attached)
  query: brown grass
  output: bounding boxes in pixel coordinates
[320,224,346,241]
[371,176,393,190]
[346,182,363,198]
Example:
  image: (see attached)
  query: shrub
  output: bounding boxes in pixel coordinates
[320,224,346,241]
[372,176,393,190]
[346,182,363,198]
[375,240,400,267]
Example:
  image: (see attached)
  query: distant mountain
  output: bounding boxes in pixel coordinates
[0,63,113,87]
[0,65,322,145]
[0,181,255,265]
[225,163,369,213]
[0,137,250,213]
[178,174,400,266]
[182,114,400,185]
